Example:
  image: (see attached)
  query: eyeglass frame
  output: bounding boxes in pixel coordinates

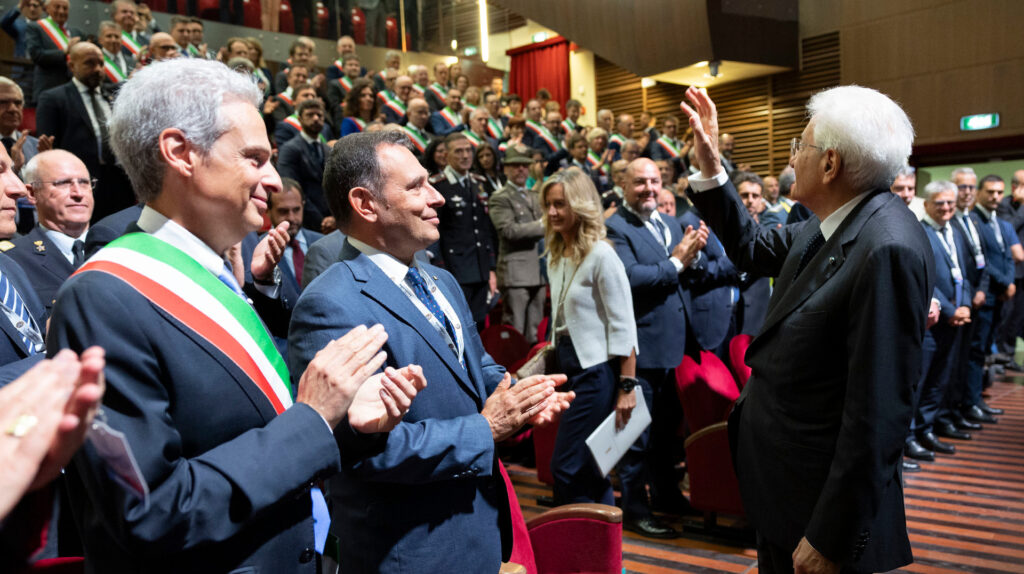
[31,178,98,191]
[790,137,824,157]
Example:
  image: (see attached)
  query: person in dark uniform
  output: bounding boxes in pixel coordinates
[430,132,496,330]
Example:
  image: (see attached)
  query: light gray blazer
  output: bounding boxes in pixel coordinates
[548,240,637,369]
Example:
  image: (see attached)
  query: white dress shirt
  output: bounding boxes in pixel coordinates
[43,226,86,265]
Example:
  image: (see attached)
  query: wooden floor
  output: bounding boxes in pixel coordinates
[507,378,1024,573]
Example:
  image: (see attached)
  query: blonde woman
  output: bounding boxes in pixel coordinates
[542,167,639,505]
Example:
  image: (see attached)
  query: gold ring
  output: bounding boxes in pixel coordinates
[5,413,38,438]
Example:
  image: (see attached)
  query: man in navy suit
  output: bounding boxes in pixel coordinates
[7,150,93,313]
[25,0,79,102]
[288,130,572,574]
[35,42,134,222]
[48,58,420,574]
[966,174,1017,423]
[277,99,331,232]
[605,157,707,537]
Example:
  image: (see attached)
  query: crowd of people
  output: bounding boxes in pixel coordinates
[0,2,1016,574]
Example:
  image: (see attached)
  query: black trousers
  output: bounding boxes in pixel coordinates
[756,533,868,574]
[914,322,961,435]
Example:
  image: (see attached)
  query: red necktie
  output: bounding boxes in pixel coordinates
[290,238,304,287]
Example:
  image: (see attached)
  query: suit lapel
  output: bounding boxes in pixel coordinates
[342,245,481,402]
[617,206,668,255]
[64,82,95,135]
[30,227,74,281]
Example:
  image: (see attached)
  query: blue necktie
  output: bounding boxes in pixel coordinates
[0,269,38,355]
[406,267,457,344]
[217,262,246,299]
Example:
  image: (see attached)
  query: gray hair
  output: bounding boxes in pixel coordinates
[923,179,957,201]
[21,153,41,184]
[98,20,119,34]
[0,76,23,99]
[807,85,914,191]
[894,164,915,179]
[107,58,262,203]
[951,166,976,180]
[778,166,796,196]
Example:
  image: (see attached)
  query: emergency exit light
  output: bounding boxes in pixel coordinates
[960,113,1000,131]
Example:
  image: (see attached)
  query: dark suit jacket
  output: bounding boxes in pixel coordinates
[428,110,465,136]
[83,204,144,258]
[677,210,740,351]
[5,225,76,313]
[433,172,496,285]
[971,207,1014,295]
[25,21,81,101]
[921,221,973,321]
[302,230,346,286]
[950,213,989,296]
[997,195,1024,279]
[49,235,341,573]
[276,135,330,231]
[240,227,324,310]
[288,242,512,574]
[605,207,693,369]
[35,81,135,221]
[0,253,45,367]
[692,183,933,571]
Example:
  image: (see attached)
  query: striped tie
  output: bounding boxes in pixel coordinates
[0,269,38,355]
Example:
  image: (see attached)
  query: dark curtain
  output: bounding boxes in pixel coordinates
[507,36,570,113]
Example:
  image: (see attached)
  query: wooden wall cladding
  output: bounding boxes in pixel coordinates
[595,32,840,178]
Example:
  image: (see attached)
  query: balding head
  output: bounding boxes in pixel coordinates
[68,42,104,88]
[24,150,93,238]
[616,114,634,137]
[395,75,414,102]
[407,98,430,129]
[597,109,613,131]
[149,32,180,61]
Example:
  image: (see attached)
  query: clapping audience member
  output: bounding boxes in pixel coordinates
[543,167,639,505]
[0,77,47,176]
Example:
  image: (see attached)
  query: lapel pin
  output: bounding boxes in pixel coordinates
[33,240,45,253]
[829,256,836,265]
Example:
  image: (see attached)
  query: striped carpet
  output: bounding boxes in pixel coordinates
[506,379,1024,573]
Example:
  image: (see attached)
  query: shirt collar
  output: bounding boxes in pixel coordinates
[922,214,946,232]
[298,130,317,145]
[819,191,870,241]
[41,226,81,259]
[975,204,996,221]
[136,205,227,277]
[444,165,469,186]
[622,200,654,223]
[71,77,94,94]
[347,235,414,285]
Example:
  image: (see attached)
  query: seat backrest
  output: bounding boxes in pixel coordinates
[528,510,622,574]
[675,352,739,432]
[498,463,538,574]
[480,325,532,370]
[728,334,753,388]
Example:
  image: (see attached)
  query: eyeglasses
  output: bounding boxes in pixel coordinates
[34,178,97,191]
[790,137,823,157]
[957,184,976,191]
[931,200,956,206]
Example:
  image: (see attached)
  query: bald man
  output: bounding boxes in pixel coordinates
[401,97,434,157]
[381,74,414,124]
[147,32,179,62]
[35,42,134,221]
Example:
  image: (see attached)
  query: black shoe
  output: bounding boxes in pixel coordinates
[951,411,983,430]
[651,494,697,516]
[918,432,956,455]
[978,400,1004,416]
[902,460,921,472]
[990,353,1012,365]
[935,421,972,440]
[1007,361,1023,372]
[904,439,935,461]
[963,405,998,424]
[623,516,679,539]
[990,364,1006,376]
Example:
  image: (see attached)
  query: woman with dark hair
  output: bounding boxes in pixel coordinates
[340,78,378,137]
[245,37,273,97]
[473,144,505,195]
[421,139,447,176]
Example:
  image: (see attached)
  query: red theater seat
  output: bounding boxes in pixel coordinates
[480,324,531,370]
[279,0,295,34]
[728,334,753,388]
[243,0,262,28]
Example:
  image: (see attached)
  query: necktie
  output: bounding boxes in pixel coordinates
[1,136,14,154]
[217,262,246,299]
[989,214,1005,249]
[310,140,322,164]
[942,226,964,308]
[0,269,39,355]
[88,87,110,164]
[406,267,457,345]
[795,229,825,278]
[290,237,304,286]
[72,239,85,267]
[651,215,668,248]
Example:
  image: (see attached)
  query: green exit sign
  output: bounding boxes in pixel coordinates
[960,113,1000,131]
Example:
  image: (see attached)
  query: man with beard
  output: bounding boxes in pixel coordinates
[277,99,332,231]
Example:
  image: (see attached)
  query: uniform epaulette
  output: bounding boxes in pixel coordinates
[0,240,14,252]
[469,173,487,183]
[428,173,446,185]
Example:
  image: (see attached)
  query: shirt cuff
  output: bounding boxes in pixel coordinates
[669,256,684,273]
[688,168,730,192]
[253,281,280,299]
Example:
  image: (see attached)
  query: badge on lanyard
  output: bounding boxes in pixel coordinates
[951,266,963,283]
[975,253,986,269]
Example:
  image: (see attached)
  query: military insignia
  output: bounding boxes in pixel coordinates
[0,240,14,252]
[33,240,45,253]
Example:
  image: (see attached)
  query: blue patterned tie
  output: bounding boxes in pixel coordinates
[0,269,38,355]
[217,262,246,299]
[406,267,457,343]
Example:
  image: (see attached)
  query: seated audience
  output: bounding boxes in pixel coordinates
[339,77,378,137]
[277,99,332,231]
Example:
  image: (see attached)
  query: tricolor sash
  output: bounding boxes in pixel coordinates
[38,17,69,52]
[403,126,428,153]
[338,75,354,94]
[378,91,406,117]
[411,84,425,96]
[349,117,367,132]
[333,59,345,75]
[277,88,294,107]
[498,141,508,154]
[428,82,447,102]
[121,31,142,57]
[486,117,503,139]
[282,114,302,132]
[463,130,483,148]
[587,149,608,176]
[655,135,681,158]
[186,43,201,58]
[438,107,460,129]
[76,233,293,414]
[561,118,577,134]
[609,133,626,148]
[464,103,478,112]
[526,120,560,152]
[103,54,126,83]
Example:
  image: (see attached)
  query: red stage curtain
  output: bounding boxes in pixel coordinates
[507,36,570,113]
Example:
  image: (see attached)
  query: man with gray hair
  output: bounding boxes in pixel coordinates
[48,58,422,573]
[891,164,924,219]
[683,85,932,573]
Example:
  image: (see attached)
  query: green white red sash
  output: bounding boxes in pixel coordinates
[186,43,201,58]
[378,91,406,117]
[609,133,626,148]
[349,117,367,132]
[338,75,354,94]
[486,117,503,139]
[587,149,607,176]
[333,59,345,74]
[103,54,126,83]
[411,84,425,97]
[561,118,577,134]
[438,107,460,129]
[277,88,294,107]
[463,130,483,148]
[403,126,428,153]
[76,233,293,414]
[121,31,142,57]
[38,17,69,51]
[428,82,447,102]
[526,119,560,151]
[655,135,681,158]
[282,113,302,131]
[464,103,478,112]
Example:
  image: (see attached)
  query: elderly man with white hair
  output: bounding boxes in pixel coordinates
[47,58,423,573]
[682,85,933,574]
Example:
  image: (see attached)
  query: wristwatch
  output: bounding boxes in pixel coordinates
[253,266,281,286]
[618,376,638,392]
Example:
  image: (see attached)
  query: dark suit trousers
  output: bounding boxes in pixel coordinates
[756,533,868,574]
[914,322,961,436]
[968,300,999,406]
[943,308,977,417]
[551,336,616,506]
[996,276,1024,354]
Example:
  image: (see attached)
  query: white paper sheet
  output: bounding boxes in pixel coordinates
[585,390,652,476]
